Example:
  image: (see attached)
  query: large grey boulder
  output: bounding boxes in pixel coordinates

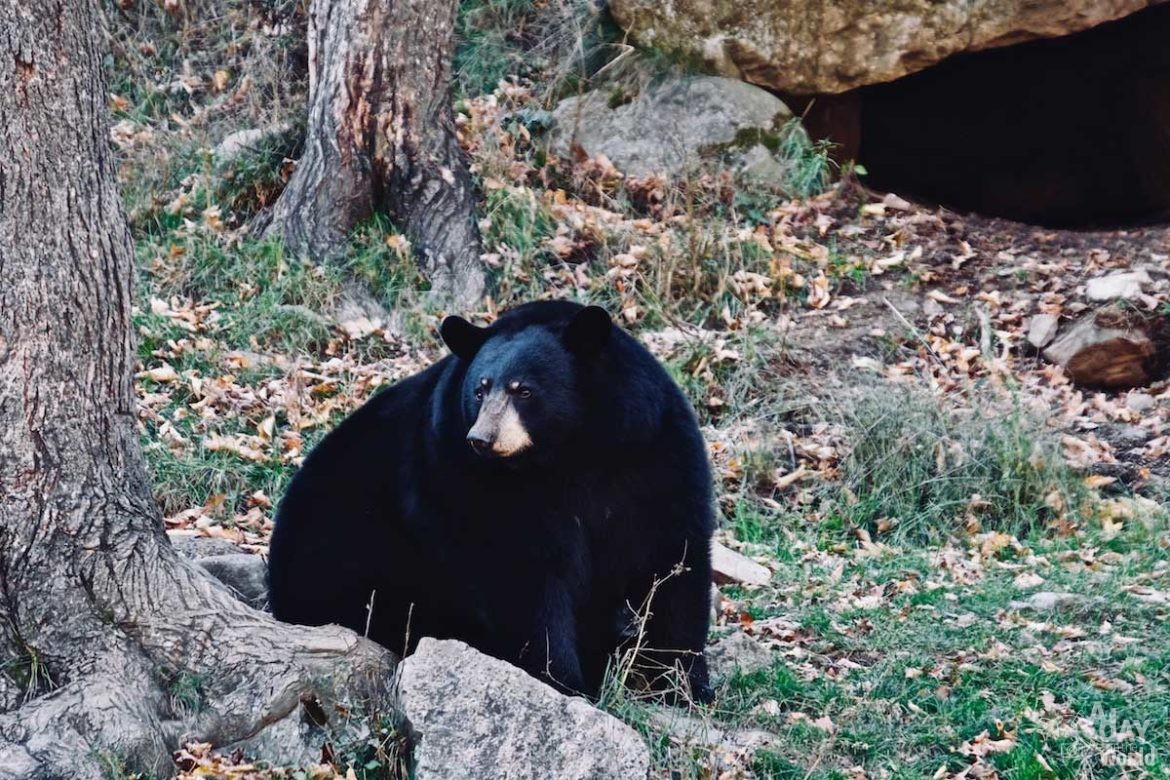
[549,75,794,181]
[396,639,650,780]
[610,0,1166,94]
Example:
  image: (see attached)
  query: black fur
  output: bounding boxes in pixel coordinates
[267,301,714,701]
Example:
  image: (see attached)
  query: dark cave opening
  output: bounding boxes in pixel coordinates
[853,5,1170,228]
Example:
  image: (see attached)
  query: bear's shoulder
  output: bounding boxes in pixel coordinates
[298,357,453,467]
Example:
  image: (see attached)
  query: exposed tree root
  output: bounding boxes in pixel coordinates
[0,599,395,779]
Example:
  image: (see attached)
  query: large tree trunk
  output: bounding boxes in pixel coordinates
[0,3,393,777]
[264,0,487,310]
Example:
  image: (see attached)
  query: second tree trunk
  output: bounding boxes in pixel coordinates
[266,0,486,309]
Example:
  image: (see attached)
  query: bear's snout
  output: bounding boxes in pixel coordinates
[466,432,492,456]
[467,391,532,458]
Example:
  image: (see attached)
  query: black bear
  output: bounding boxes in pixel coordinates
[267,301,714,701]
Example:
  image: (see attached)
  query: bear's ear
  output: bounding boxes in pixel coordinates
[563,305,612,355]
[440,316,489,361]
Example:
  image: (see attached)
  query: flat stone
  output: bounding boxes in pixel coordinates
[1042,309,1157,389]
[711,541,772,586]
[645,707,779,771]
[169,534,244,560]
[1009,591,1086,611]
[214,122,294,165]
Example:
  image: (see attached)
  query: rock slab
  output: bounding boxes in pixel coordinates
[711,541,772,586]
[549,75,793,179]
[396,639,650,780]
[610,0,1167,94]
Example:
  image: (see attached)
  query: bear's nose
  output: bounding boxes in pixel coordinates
[466,434,492,456]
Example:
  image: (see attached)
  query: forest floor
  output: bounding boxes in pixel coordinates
[107,2,1170,778]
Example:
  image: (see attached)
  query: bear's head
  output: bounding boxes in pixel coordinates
[440,303,612,462]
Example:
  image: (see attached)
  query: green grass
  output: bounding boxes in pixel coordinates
[453,0,616,99]
[826,388,1089,544]
[776,119,836,199]
[318,713,410,780]
[166,672,205,718]
[135,233,340,355]
[3,647,55,704]
[695,521,1170,778]
[454,0,537,96]
[132,220,436,521]
[96,751,146,780]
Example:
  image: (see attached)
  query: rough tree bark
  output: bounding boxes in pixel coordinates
[264,0,487,310]
[0,3,394,777]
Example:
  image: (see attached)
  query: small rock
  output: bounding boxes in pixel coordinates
[214,123,294,165]
[647,708,726,744]
[396,639,649,780]
[646,707,778,768]
[648,707,780,750]
[711,541,772,586]
[1088,461,1140,485]
[169,534,244,560]
[922,297,944,318]
[1026,314,1060,349]
[1013,571,1046,589]
[1126,392,1157,413]
[197,553,268,608]
[1009,591,1086,611]
[883,193,913,210]
[1114,424,1151,447]
[706,631,774,680]
[1085,270,1151,301]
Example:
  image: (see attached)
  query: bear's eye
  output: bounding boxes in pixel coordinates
[506,380,531,399]
[474,387,484,401]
